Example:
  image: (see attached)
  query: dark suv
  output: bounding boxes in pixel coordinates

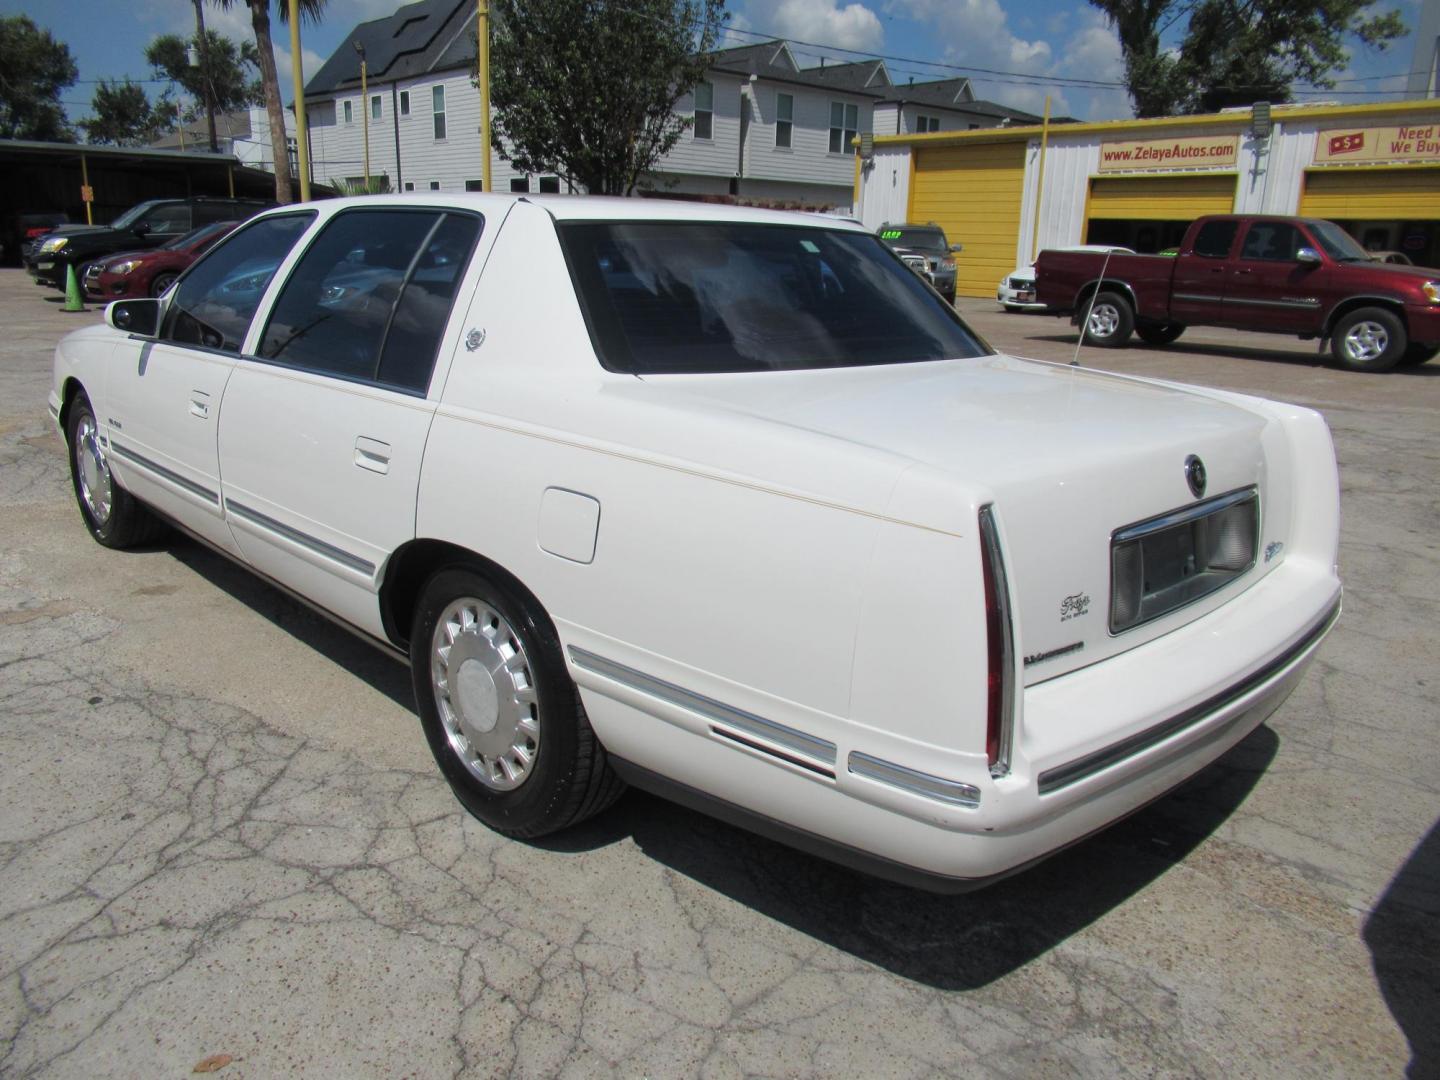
[877,223,962,303]
[26,196,271,288]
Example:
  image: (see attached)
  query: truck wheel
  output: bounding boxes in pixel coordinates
[410,566,624,839]
[1398,343,1438,367]
[1330,307,1407,372]
[1083,291,1134,348]
[1136,323,1185,347]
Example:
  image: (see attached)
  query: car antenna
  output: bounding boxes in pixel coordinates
[1071,248,1116,367]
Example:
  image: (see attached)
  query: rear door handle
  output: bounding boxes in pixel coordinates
[354,436,391,475]
[189,391,210,419]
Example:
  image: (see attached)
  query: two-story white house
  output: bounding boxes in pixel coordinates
[300,0,1040,207]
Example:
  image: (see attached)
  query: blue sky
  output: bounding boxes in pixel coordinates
[3,0,1429,126]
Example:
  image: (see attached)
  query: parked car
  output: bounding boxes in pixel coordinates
[2,210,71,267]
[1368,250,1413,266]
[877,222,961,303]
[1035,215,1440,371]
[83,220,238,300]
[50,196,1341,891]
[27,196,270,288]
[997,245,1134,312]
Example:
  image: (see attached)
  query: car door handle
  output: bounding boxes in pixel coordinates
[189,392,210,419]
[354,436,391,475]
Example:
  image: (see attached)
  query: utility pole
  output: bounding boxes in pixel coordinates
[288,0,311,201]
[355,40,371,190]
[193,0,218,152]
[478,0,491,191]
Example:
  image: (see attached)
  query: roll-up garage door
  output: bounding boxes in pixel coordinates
[1087,174,1237,220]
[909,141,1025,298]
[1299,168,1440,219]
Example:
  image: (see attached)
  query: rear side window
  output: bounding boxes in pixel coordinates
[1240,222,1303,262]
[1192,220,1238,259]
[258,208,481,394]
[162,212,315,352]
[559,222,987,374]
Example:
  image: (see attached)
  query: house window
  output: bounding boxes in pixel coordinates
[510,177,529,192]
[429,180,441,191]
[371,95,382,120]
[968,123,981,130]
[343,100,353,124]
[399,90,410,116]
[916,114,940,133]
[464,179,483,192]
[403,181,415,191]
[828,101,858,154]
[775,92,793,148]
[432,85,446,140]
[693,80,713,140]
[538,176,560,194]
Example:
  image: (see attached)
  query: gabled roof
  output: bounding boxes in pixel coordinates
[304,0,476,97]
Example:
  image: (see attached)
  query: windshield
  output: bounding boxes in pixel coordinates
[110,201,165,231]
[559,222,987,374]
[878,226,946,252]
[1307,220,1370,262]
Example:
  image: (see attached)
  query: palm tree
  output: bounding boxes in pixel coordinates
[213,0,327,203]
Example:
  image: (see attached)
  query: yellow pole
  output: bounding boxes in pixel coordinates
[288,0,311,202]
[478,0,491,191]
[80,152,92,225]
[1030,95,1051,262]
[360,56,370,189]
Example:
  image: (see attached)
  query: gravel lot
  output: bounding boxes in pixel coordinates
[1,270,1435,1078]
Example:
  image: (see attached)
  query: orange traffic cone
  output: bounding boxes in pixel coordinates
[62,263,85,313]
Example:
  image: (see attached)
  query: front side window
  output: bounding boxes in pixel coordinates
[432,85,446,140]
[558,222,986,374]
[371,95,382,120]
[161,212,315,353]
[1240,222,1303,262]
[775,92,793,148]
[829,101,859,153]
[1307,219,1370,261]
[1192,219,1238,258]
[693,81,713,140]
[258,209,481,394]
[399,90,411,116]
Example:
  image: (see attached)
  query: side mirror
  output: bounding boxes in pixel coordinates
[949,243,963,253]
[107,298,160,337]
[133,221,152,237]
[1296,247,1322,265]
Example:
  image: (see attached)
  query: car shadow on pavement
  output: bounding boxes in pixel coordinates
[165,535,416,711]
[549,727,1279,991]
[1363,819,1440,1080]
[1021,334,1440,374]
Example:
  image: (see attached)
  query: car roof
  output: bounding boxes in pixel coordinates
[267,193,872,232]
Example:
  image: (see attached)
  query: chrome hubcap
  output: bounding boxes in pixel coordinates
[431,597,539,791]
[1344,321,1388,362]
[75,414,112,525]
[1088,303,1120,338]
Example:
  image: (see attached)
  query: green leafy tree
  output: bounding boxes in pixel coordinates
[145,31,265,119]
[1092,0,1406,117]
[212,0,329,204]
[80,80,177,146]
[490,0,727,195]
[0,14,78,141]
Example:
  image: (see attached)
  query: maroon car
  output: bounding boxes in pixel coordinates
[82,220,237,301]
[1034,214,1440,372]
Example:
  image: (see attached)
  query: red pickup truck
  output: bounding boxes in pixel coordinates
[1034,214,1440,372]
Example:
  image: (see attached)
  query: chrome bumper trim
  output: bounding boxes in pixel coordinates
[848,751,981,809]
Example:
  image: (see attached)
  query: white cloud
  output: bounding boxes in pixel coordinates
[770,0,884,51]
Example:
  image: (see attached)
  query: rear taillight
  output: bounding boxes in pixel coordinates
[978,506,1015,776]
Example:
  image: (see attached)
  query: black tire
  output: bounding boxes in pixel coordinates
[410,566,623,838]
[66,392,165,549]
[1398,342,1438,367]
[1330,307,1407,372]
[1136,322,1185,347]
[149,271,179,297]
[1082,290,1134,348]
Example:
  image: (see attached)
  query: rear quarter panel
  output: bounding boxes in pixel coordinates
[1034,250,1177,320]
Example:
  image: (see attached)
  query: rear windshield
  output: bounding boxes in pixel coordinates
[879,226,946,251]
[558,222,986,375]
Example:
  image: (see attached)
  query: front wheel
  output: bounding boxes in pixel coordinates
[1082,290,1134,348]
[66,392,164,548]
[1330,307,1407,372]
[1136,323,1185,347]
[410,567,623,838]
[149,271,178,297]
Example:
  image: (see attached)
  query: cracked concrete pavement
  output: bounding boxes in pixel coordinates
[0,270,1435,1078]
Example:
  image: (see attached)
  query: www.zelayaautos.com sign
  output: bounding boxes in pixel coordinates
[1097,134,1239,172]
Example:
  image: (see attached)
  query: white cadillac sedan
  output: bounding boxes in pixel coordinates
[50,195,1341,891]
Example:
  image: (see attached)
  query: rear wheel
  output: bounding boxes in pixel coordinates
[1330,307,1407,372]
[1398,342,1438,367]
[1082,290,1134,348]
[1136,323,1185,347]
[66,393,164,548]
[410,566,623,838]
